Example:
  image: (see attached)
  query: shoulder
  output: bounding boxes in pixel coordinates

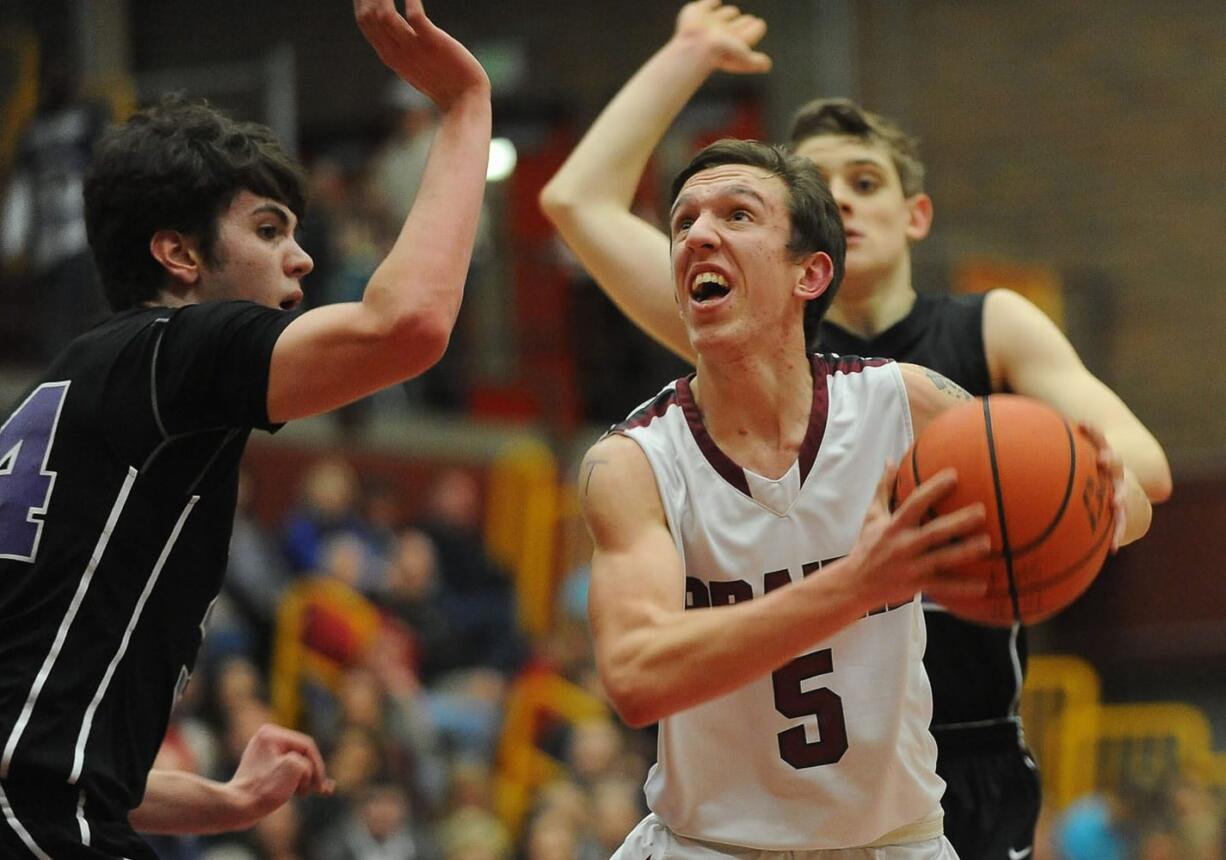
[899,363,976,434]
[982,288,1081,375]
[982,288,1063,342]
[610,379,686,435]
[578,434,665,545]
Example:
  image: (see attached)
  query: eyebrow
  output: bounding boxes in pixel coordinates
[841,158,889,171]
[250,202,293,228]
[670,183,769,219]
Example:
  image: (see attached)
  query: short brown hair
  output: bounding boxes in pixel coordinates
[670,139,846,345]
[787,98,925,196]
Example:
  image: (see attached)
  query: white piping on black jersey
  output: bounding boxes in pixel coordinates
[76,790,89,846]
[0,467,139,780]
[149,318,170,439]
[1007,620,1024,716]
[0,780,52,859]
[69,494,199,784]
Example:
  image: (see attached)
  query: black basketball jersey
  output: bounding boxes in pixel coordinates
[0,300,294,821]
[817,292,1029,738]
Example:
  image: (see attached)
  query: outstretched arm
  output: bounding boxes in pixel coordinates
[539,0,770,362]
[582,433,988,728]
[984,288,1171,502]
[267,0,492,422]
[131,724,333,835]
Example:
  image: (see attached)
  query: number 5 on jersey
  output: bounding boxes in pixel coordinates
[0,382,70,562]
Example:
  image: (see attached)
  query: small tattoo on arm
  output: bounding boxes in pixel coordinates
[583,459,608,497]
[923,368,973,401]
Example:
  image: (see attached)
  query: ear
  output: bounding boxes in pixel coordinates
[149,230,203,287]
[905,193,933,242]
[795,250,835,302]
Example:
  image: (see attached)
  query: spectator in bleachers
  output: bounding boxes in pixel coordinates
[437,806,511,860]
[564,716,625,791]
[378,525,508,759]
[417,469,529,678]
[518,809,583,860]
[330,664,448,815]
[281,458,369,575]
[315,780,441,860]
[215,470,293,670]
[0,58,110,362]
[587,776,644,860]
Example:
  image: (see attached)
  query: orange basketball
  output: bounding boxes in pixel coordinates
[891,394,1114,626]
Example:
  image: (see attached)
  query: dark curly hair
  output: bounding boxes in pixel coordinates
[84,95,308,310]
[670,138,846,346]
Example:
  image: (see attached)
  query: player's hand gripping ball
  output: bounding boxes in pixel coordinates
[891,395,1114,626]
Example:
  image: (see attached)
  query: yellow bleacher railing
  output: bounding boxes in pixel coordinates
[492,668,608,836]
[485,439,563,641]
[1021,654,1226,812]
[1021,654,1103,809]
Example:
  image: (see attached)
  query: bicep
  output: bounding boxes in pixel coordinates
[579,436,684,655]
[267,301,444,423]
[553,206,694,363]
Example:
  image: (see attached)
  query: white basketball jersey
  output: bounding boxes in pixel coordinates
[612,355,944,850]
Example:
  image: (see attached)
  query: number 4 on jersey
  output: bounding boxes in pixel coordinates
[0,382,70,562]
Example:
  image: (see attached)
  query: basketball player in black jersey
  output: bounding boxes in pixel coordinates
[0,2,490,857]
[539,2,1170,857]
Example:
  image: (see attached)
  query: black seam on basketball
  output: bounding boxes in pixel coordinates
[1010,418,1079,555]
[1015,516,1114,595]
[908,439,937,522]
[983,397,1021,623]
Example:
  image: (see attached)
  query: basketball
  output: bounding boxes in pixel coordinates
[892,394,1115,626]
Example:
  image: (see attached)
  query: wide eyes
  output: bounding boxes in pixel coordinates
[672,208,753,236]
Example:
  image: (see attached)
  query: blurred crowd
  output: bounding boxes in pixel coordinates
[1042,776,1224,860]
[145,457,651,860]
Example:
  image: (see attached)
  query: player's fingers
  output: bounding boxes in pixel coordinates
[713,5,741,21]
[277,752,312,797]
[892,467,957,525]
[928,533,992,572]
[918,503,987,548]
[257,724,329,791]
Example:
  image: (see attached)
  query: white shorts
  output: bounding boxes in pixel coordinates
[610,813,960,860]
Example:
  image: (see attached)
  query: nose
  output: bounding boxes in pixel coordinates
[683,211,721,251]
[286,240,314,278]
[829,177,853,216]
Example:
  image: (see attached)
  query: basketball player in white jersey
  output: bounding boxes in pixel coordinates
[580,139,1119,858]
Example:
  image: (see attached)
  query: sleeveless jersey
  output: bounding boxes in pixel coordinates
[612,354,944,850]
[0,300,294,826]
[818,292,1029,738]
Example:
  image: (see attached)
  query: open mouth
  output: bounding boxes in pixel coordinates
[690,271,731,304]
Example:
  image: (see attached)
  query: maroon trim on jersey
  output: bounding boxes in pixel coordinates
[801,355,894,486]
[675,375,752,496]
[612,386,681,433]
[797,356,831,485]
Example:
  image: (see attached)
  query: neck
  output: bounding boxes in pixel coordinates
[824,257,917,339]
[691,343,814,479]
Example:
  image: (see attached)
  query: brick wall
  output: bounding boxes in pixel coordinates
[855,0,1226,466]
